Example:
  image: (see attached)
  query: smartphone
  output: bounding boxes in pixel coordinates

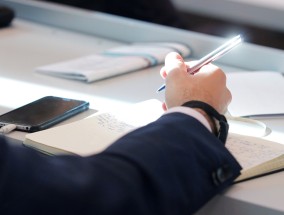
[0,96,89,132]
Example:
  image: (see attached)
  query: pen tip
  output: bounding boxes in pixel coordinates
[156,85,165,93]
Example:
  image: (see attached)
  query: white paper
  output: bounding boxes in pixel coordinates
[24,99,164,156]
[35,42,191,82]
[227,71,284,117]
[36,55,149,82]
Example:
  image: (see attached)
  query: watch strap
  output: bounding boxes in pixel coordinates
[182,100,229,144]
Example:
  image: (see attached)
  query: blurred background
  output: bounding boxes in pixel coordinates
[40,0,284,50]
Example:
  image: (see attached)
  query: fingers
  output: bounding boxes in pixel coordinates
[197,63,220,74]
[160,52,186,79]
[162,102,167,111]
[164,52,184,68]
[159,52,231,114]
[159,66,167,79]
[225,86,232,107]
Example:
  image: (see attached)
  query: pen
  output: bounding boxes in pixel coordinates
[156,35,242,92]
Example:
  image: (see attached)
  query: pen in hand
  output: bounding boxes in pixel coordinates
[156,35,242,92]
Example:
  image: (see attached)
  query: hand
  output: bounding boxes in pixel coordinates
[160,52,231,114]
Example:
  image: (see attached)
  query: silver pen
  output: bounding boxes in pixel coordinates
[157,35,242,92]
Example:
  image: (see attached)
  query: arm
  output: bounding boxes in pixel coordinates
[0,113,240,215]
[0,52,241,215]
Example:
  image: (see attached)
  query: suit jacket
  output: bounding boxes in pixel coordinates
[0,112,241,215]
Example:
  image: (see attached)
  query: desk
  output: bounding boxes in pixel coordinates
[1,1,284,214]
[172,0,284,33]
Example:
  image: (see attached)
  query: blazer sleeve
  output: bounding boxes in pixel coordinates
[0,112,241,215]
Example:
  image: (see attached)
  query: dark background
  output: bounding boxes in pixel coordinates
[181,12,284,50]
[38,0,284,50]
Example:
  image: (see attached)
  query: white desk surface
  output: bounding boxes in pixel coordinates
[1,1,284,215]
[172,0,284,32]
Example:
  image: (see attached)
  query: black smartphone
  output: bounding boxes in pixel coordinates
[0,96,89,132]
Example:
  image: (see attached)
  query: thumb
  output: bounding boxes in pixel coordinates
[164,52,186,75]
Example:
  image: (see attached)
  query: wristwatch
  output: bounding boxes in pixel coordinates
[182,100,229,144]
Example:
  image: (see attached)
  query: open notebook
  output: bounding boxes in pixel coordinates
[24,99,164,156]
[23,99,284,183]
[36,42,191,82]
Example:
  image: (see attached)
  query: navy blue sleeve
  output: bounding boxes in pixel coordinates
[0,112,241,215]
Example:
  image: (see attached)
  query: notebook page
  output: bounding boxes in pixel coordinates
[24,99,164,156]
[235,155,284,182]
[227,133,284,170]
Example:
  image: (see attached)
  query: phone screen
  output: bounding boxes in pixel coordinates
[0,96,89,132]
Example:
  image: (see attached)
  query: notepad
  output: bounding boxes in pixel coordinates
[24,99,164,156]
[36,42,191,82]
[227,71,284,117]
[23,99,284,183]
[226,134,284,182]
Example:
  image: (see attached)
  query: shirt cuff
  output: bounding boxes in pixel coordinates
[164,106,212,132]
